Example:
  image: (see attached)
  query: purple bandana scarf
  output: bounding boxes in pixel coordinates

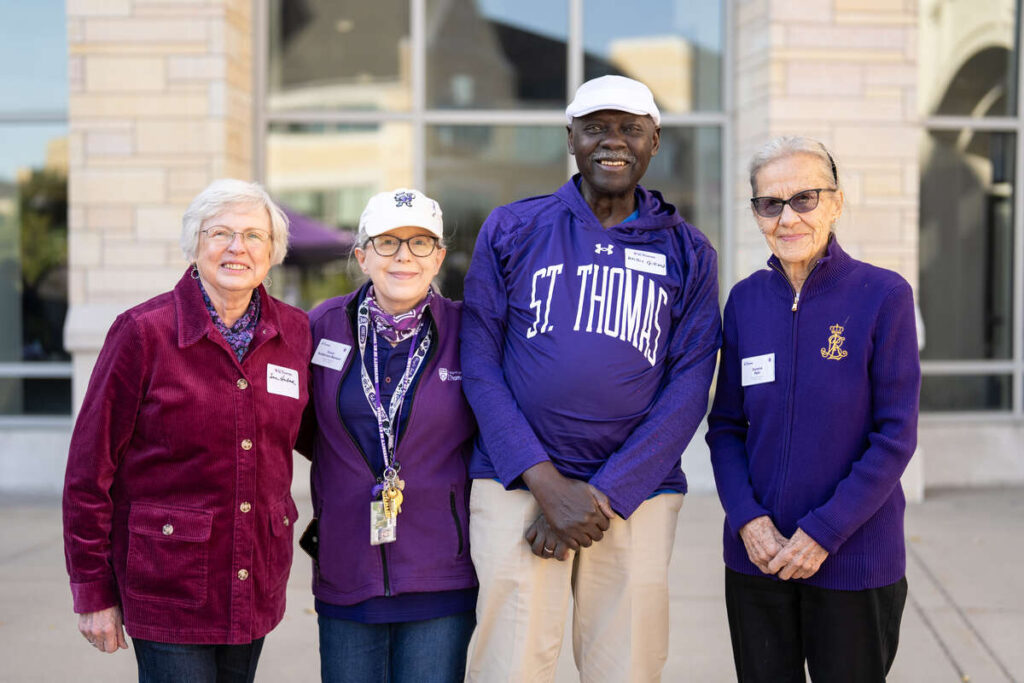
[365,286,433,344]
[198,279,261,361]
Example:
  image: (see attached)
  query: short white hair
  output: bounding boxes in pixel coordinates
[749,136,838,195]
[181,179,290,266]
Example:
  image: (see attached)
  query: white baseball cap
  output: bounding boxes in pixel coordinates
[565,75,661,127]
[359,189,443,239]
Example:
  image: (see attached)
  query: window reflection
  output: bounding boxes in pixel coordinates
[642,126,722,252]
[919,130,1014,362]
[268,0,411,112]
[0,125,69,415]
[426,0,568,109]
[920,375,1012,411]
[583,0,722,113]
[426,125,567,297]
[266,122,413,308]
[920,0,1017,117]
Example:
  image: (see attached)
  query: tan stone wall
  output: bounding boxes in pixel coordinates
[733,0,919,289]
[66,0,253,410]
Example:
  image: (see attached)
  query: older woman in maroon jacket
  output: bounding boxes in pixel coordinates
[63,179,311,683]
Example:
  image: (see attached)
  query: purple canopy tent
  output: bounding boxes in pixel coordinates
[280,205,355,266]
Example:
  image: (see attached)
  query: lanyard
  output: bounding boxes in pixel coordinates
[356,297,432,483]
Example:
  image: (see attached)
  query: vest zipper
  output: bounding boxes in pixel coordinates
[449,490,465,556]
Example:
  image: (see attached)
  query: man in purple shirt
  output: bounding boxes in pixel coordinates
[461,76,722,681]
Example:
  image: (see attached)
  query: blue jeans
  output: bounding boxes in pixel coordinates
[318,612,475,683]
[132,637,264,683]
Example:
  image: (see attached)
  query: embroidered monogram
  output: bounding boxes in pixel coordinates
[394,191,415,208]
[821,323,849,361]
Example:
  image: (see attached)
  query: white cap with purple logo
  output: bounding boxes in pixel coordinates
[359,188,444,239]
[565,75,661,127]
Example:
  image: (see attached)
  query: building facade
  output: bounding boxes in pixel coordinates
[1,0,1022,492]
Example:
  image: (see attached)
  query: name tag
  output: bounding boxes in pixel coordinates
[624,248,667,276]
[311,338,351,370]
[741,353,775,386]
[267,363,300,398]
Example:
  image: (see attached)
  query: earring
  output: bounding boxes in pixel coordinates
[263,274,273,287]
[190,264,199,280]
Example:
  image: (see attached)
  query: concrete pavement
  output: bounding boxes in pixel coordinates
[1,487,1021,682]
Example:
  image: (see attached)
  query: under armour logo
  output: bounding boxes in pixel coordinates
[594,244,614,255]
[394,191,414,208]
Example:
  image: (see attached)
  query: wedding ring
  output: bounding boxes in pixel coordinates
[543,546,554,554]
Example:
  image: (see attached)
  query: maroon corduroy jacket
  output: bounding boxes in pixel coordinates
[62,270,311,644]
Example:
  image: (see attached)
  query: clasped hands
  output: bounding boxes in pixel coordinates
[739,515,828,580]
[521,462,614,561]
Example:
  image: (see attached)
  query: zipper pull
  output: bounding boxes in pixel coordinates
[791,291,800,312]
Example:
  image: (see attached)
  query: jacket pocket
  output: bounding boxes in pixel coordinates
[126,503,213,607]
[266,496,299,592]
[449,486,466,557]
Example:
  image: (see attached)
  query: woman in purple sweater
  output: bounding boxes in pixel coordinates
[298,189,476,683]
[706,137,921,682]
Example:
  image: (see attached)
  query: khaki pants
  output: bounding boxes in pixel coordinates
[467,478,683,683]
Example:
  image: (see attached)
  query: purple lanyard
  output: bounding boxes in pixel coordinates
[356,297,432,485]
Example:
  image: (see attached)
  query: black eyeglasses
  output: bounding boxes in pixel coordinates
[367,234,439,257]
[750,188,836,218]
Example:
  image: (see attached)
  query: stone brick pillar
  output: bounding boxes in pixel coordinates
[65,0,254,411]
[733,0,919,284]
[732,0,923,499]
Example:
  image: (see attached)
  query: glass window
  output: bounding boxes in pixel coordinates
[583,0,722,112]
[0,3,67,113]
[426,125,567,297]
[267,0,411,112]
[919,130,1014,361]
[265,122,413,309]
[0,0,68,417]
[920,375,1012,412]
[426,0,568,109]
[920,0,1017,117]
[642,126,722,252]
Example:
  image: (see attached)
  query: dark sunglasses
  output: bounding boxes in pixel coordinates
[750,188,836,218]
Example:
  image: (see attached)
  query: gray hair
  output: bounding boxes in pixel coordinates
[749,136,839,195]
[181,179,290,266]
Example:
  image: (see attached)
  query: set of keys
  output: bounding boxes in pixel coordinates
[381,476,405,519]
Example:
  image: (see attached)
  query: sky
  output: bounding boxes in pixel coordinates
[0,0,68,182]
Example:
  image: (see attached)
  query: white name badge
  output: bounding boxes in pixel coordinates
[624,248,667,276]
[311,338,351,371]
[267,363,300,398]
[741,353,775,387]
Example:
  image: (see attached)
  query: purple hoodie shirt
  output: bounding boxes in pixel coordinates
[461,177,722,518]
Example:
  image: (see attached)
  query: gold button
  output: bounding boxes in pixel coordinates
[240,502,251,513]
[236,378,248,390]
[241,439,253,450]
[238,569,249,581]
[162,524,174,536]
[283,516,290,527]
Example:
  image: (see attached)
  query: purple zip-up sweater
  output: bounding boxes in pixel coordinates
[461,177,721,518]
[706,238,921,590]
[298,285,477,606]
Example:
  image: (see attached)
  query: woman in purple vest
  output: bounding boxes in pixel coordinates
[297,189,477,683]
[706,137,921,682]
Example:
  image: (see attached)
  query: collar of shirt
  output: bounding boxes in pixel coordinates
[197,279,261,361]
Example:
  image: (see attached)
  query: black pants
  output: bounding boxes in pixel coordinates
[724,569,907,683]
